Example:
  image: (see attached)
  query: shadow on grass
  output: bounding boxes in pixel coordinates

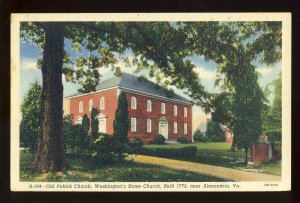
[20,151,229,182]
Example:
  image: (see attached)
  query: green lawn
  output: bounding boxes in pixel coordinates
[144,142,281,175]
[248,160,281,176]
[20,151,228,182]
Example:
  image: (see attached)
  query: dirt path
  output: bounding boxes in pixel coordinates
[128,155,281,182]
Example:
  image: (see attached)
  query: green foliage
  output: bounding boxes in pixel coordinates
[93,134,127,163]
[141,146,197,158]
[200,135,211,143]
[206,121,225,142]
[20,81,42,153]
[177,136,188,144]
[193,130,204,143]
[233,69,263,151]
[209,92,234,127]
[91,108,99,138]
[262,73,282,143]
[128,138,144,154]
[82,114,90,133]
[63,114,92,156]
[113,91,129,143]
[152,134,166,145]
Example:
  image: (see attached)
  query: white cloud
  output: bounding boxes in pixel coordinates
[193,66,216,79]
[256,66,273,75]
[20,58,38,70]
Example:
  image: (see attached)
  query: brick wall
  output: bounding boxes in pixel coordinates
[126,92,193,143]
[69,89,118,135]
[68,88,193,144]
[249,144,270,166]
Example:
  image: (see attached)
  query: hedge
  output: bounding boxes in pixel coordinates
[140,146,197,158]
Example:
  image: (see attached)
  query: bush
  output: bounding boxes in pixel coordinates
[128,138,143,154]
[200,135,210,143]
[92,133,127,163]
[141,146,197,158]
[177,136,188,144]
[152,134,166,145]
[193,130,203,142]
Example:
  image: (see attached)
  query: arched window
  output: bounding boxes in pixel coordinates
[131,97,137,109]
[161,103,166,114]
[100,97,105,110]
[147,100,152,112]
[79,101,83,113]
[174,122,177,134]
[184,107,187,117]
[174,105,177,116]
[89,99,93,112]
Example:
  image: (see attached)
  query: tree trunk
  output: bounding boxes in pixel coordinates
[33,23,68,172]
[245,147,248,165]
[229,136,237,152]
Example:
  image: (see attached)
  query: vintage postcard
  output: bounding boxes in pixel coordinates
[11,13,291,192]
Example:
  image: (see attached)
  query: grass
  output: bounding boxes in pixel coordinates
[144,142,245,168]
[20,151,228,182]
[251,160,281,176]
[143,142,281,175]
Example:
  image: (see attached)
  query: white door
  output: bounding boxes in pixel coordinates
[98,117,106,133]
[159,121,168,139]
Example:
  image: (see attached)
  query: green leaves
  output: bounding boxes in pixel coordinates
[20,81,42,153]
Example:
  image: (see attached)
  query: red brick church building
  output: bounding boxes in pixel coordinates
[65,73,193,144]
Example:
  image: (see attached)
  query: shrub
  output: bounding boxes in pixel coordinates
[92,133,127,163]
[141,146,197,158]
[193,130,203,142]
[128,138,143,154]
[177,136,188,144]
[152,134,166,145]
[200,135,210,143]
[91,108,99,138]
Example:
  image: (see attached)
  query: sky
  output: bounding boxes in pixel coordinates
[20,37,282,131]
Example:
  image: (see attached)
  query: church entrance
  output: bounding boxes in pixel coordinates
[95,113,107,133]
[159,117,168,139]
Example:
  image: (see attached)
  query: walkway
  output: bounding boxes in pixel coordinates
[128,155,281,182]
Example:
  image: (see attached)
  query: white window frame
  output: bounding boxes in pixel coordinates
[161,103,166,114]
[131,97,137,109]
[147,100,152,112]
[79,101,83,113]
[147,119,152,133]
[89,99,93,112]
[174,105,177,116]
[174,122,177,134]
[100,97,105,110]
[184,107,188,117]
[184,123,188,134]
[131,117,137,132]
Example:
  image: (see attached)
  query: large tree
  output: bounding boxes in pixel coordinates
[21,22,208,173]
[180,22,282,163]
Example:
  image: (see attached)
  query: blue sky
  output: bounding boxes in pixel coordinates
[20,37,282,127]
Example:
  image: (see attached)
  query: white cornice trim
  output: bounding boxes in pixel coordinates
[66,86,193,106]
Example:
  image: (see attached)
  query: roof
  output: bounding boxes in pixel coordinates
[66,73,192,104]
